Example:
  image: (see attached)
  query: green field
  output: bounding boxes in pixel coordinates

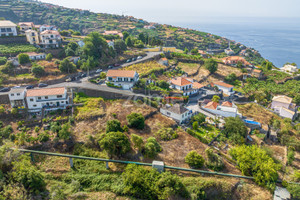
[0,44,37,55]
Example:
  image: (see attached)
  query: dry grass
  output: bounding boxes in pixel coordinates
[177,62,200,75]
[122,61,167,76]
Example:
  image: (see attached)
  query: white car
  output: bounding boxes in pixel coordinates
[137,56,143,60]
[96,69,103,73]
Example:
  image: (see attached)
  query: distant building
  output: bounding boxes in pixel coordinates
[106,70,139,90]
[77,40,85,47]
[106,40,114,48]
[68,56,80,64]
[211,82,235,96]
[200,100,242,118]
[26,87,70,113]
[243,68,263,80]
[280,64,298,74]
[24,52,46,60]
[159,58,168,66]
[103,31,123,39]
[0,20,17,37]
[271,95,297,120]
[39,24,57,32]
[170,77,204,96]
[18,22,34,32]
[25,29,39,45]
[222,56,251,66]
[160,103,192,124]
[8,88,26,108]
[144,25,156,29]
[40,30,62,48]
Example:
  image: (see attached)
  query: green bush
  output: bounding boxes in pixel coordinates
[143,137,162,158]
[224,117,248,144]
[0,125,13,139]
[155,127,178,141]
[58,123,72,140]
[18,53,30,65]
[99,131,130,156]
[0,105,4,114]
[0,57,7,65]
[126,113,145,129]
[37,131,50,142]
[185,150,205,168]
[46,53,53,61]
[205,148,224,171]
[31,63,45,77]
[106,119,123,133]
[131,134,144,151]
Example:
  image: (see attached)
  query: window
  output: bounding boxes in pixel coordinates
[38,97,41,100]
[33,104,37,107]
[7,28,12,32]
[45,96,48,99]
[61,101,64,104]
[17,93,20,96]
[166,112,171,116]
[57,95,63,98]
[182,114,184,118]
[30,98,34,102]
[124,78,128,82]
[108,77,112,81]
[11,94,14,96]
[1,28,6,32]
[118,78,122,81]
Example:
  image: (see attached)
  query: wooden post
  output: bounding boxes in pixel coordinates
[69,158,74,168]
[30,153,35,163]
[106,161,109,169]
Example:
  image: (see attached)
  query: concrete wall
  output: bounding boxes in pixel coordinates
[0,36,27,45]
[0,94,10,104]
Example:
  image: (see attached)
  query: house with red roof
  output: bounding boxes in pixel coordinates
[18,22,34,32]
[106,70,139,90]
[40,30,62,48]
[200,100,242,118]
[222,56,251,66]
[211,81,235,96]
[170,77,204,96]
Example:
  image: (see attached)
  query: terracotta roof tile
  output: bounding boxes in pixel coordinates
[171,77,192,86]
[107,70,136,78]
[213,81,234,88]
[221,101,233,107]
[40,30,60,35]
[204,101,219,110]
[192,82,205,89]
[26,87,65,97]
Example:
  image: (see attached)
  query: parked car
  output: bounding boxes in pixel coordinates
[96,69,103,73]
[114,63,120,67]
[65,78,72,82]
[108,65,114,69]
[137,56,143,60]
[0,87,10,92]
[132,57,137,61]
[12,86,21,89]
[38,83,48,88]
[26,85,34,89]
[81,73,87,78]
[126,59,131,63]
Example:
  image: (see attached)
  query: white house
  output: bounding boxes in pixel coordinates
[106,40,114,48]
[201,100,242,118]
[170,77,204,96]
[77,40,85,47]
[271,95,297,120]
[26,87,70,113]
[18,22,34,32]
[8,88,26,108]
[40,30,62,48]
[68,57,80,64]
[280,64,298,74]
[211,82,235,96]
[160,103,192,124]
[39,24,57,32]
[25,52,46,60]
[0,20,17,37]
[106,70,139,90]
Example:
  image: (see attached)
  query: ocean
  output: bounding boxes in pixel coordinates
[172,18,300,68]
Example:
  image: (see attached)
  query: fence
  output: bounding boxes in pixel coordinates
[12,148,300,185]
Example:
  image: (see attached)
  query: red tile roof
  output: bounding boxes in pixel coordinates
[192,82,205,89]
[221,101,233,107]
[213,81,234,88]
[26,87,65,97]
[107,70,136,78]
[40,30,60,35]
[161,58,168,61]
[171,77,192,86]
[204,101,219,110]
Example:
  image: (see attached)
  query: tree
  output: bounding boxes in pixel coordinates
[138,33,146,43]
[224,73,237,85]
[131,134,144,151]
[65,47,76,56]
[134,40,145,48]
[125,37,133,47]
[155,128,178,141]
[192,121,199,130]
[212,95,220,103]
[0,57,7,65]
[122,31,129,40]
[114,39,127,54]
[2,61,14,74]
[83,32,109,59]
[126,113,145,129]
[191,113,206,125]
[205,58,218,74]
[99,72,106,79]
[190,48,199,55]
[46,53,53,61]
[157,80,170,89]
[224,117,248,144]
[294,94,300,106]
[99,131,130,156]
[184,48,189,54]
[59,58,77,73]
[143,137,162,158]
[18,53,30,65]
[31,64,45,77]
[205,148,224,171]
[106,119,123,133]
[185,150,205,168]
[229,145,281,189]
[58,123,72,140]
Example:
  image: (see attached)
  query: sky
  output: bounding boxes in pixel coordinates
[39,0,300,24]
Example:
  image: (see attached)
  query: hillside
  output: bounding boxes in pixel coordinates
[0,0,265,65]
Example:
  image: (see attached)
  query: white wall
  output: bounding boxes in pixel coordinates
[216,85,234,95]
[0,26,17,36]
[26,93,69,111]
[160,108,191,123]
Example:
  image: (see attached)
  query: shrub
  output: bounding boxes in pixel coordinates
[0,57,7,65]
[99,131,130,156]
[34,126,40,133]
[287,147,295,165]
[46,53,53,61]
[37,131,50,142]
[143,137,162,158]
[123,125,129,132]
[205,58,218,74]
[205,148,224,171]
[191,113,206,125]
[18,53,30,65]
[192,121,199,130]
[0,105,4,114]
[31,63,45,77]
[224,117,248,144]
[99,72,106,79]
[131,134,144,151]
[11,108,18,115]
[185,150,205,168]
[106,119,123,133]
[126,113,145,129]
[0,125,13,138]
[155,128,178,141]
[58,123,72,140]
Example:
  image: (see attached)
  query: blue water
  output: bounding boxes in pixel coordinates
[172,18,300,68]
[244,120,261,125]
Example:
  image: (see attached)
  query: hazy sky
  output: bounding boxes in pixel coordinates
[39,0,300,24]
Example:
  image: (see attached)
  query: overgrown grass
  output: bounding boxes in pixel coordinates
[122,61,166,77]
[0,44,37,54]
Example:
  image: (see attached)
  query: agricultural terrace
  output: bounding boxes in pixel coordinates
[177,62,200,75]
[0,44,37,55]
[122,61,167,77]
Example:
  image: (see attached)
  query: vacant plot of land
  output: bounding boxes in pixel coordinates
[0,44,37,54]
[122,61,167,76]
[177,62,200,75]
